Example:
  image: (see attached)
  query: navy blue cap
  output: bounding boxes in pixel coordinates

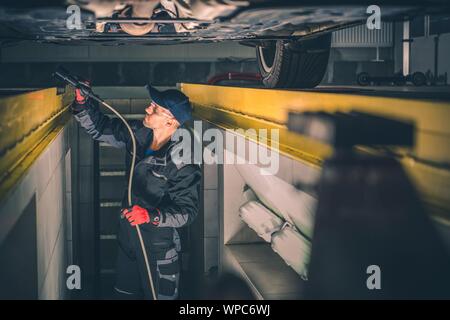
[145,85,192,125]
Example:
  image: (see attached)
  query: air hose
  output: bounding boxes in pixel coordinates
[53,67,157,300]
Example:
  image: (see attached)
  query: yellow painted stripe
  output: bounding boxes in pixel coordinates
[180,84,449,130]
[0,87,73,202]
[194,103,331,167]
[0,88,72,152]
[181,84,450,162]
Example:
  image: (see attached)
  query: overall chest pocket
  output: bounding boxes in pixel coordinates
[133,163,169,207]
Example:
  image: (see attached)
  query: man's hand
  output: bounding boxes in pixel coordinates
[75,87,87,104]
[121,205,161,226]
[71,80,91,113]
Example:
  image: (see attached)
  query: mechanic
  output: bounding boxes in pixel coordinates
[71,83,201,300]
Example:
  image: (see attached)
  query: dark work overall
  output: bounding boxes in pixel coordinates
[72,98,201,300]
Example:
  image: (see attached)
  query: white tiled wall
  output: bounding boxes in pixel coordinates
[200,121,323,275]
[217,125,322,261]
[204,189,219,238]
[0,120,74,300]
[203,137,220,273]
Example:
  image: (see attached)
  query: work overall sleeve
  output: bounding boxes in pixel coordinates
[157,164,201,228]
[71,98,140,149]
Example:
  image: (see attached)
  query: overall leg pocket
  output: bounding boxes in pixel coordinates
[156,250,180,300]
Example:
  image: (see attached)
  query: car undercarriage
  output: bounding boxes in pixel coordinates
[1,1,449,88]
[0,1,444,45]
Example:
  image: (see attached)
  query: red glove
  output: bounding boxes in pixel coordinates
[75,88,86,104]
[75,80,90,104]
[121,205,161,226]
[71,80,91,114]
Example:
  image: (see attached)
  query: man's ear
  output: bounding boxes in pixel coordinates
[166,118,175,127]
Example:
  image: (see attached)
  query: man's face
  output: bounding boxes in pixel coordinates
[143,101,176,129]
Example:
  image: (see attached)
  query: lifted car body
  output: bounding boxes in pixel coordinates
[0,1,448,88]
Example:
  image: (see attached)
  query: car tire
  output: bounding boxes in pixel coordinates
[256,34,331,88]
